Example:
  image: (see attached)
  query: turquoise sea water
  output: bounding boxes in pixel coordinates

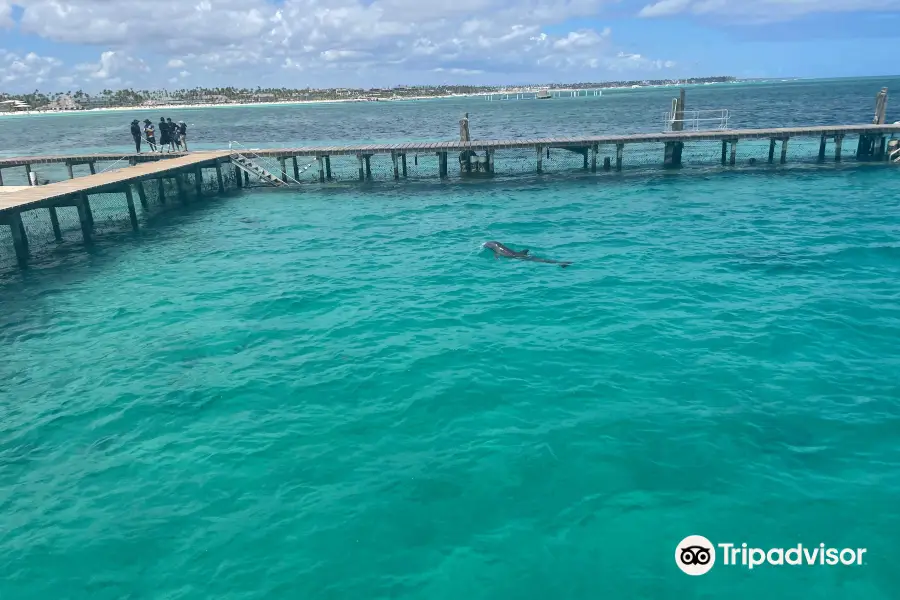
[3,79,900,598]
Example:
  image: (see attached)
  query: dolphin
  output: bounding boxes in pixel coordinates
[483,241,572,268]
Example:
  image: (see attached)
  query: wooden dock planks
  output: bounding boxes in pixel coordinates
[0,151,230,216]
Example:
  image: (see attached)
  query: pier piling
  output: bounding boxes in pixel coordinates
[400,154,407,178]
[25,164,33,186]
[818,135,827,162]
[391,152,399,180]
[721,141,727,166]
[215,162,225,193]
[357,155,365,181]
[780,139,789,164]
[730,140,737,166]
[235,166,243,188]
[279,157,287,182]
[591,145,598,172]
[136,181,148,209]
[88,161,96,175]
[123,185,139,230]
[48,207,62,241]
[195,167,204,197]
[616,144,624,171]
[293,157,300,180]
[175,173,188,203]
[157,178,166,204]
[77,193,93,244]
[319,156,327,183]
[835,134,844,162]
[768,139,776,164]
[66,161,75,179]
[326,156,333,180]
[9,212,28,266]
[438,152,448,178]
[536,145,543,173]
[365,155,372,180]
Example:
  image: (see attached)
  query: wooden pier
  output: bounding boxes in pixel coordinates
[2,121,900,268]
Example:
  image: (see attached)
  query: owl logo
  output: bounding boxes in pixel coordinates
[676,536,716,575]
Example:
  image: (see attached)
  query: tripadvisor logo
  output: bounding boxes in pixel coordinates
[675,535,867,575]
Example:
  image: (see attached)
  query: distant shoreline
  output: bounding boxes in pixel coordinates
[0,79,790,118]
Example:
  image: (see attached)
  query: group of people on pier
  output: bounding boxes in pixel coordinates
[129,118,188,153]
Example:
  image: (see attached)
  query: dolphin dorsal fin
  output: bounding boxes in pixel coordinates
[521,249,529,255]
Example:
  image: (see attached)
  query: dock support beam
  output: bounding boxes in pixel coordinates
[401,153,408,178]
[818,134,827,162]
[780,138,789,164]
[243,171,250,187]
[591,144,597,172]
[325,156,333,180]
[358,155,365,181]
[0,168,4,186]
[615,144,624,171]
[835,134,844,162]
[195,167,204,197]
[215,162,225,193]
[721,141,728,166]
[438,152,448,178]
[365,155,372,180]
[487,150,494,174]
[77,193,93,244]
[176,173,188,204]
[25,164,33,186]
[279,157,287,182]
[768,139,776,164]
[664,141,684,168]
[318,156,326,183]
[136,181,148,209]
[536,145,543,173]
[49,207,62,242]
[124,185,139,230]
[235,166,243,188]
[391,152,399,180]
[9,212,28,266]
[157,178,166,205]
[66,161,75,179]
[88,161,96,175]
[730,140,737,166]
[293,157,300,180]
[582,149,588,170]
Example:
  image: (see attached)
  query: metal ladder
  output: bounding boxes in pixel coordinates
[228,141,312,186]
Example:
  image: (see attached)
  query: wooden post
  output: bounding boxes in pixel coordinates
[487,150,494,174]
[365,155,372,180]
[459,113,471,142]
[0,168,4,185]
[729,140,737,166]
[9,212,28,266]
[780,139,789,164]
[721,141,728,165]
[325,156,333,180]
[157,178,166,204]
[176,173,188,203]
[591,144,597,172]
[603,156,611,171]
[279,157,287,181]
[401,154,407,177]
[88,161,96,175]
[124,185,139,230]
[235,165,243,188]
[582,149,588,169]
[818,135,827,162]
[66,161,74,179]
[49,207,62,241]
[357,155,365,181]
[664,142,683,168]
[768,139,776,164]
[319,156,326,182]
[834,134,843,162]
[25,164,33,186]
[136,181,148,209]
[878,136,887,160]
[438,152,448,178]
[243,171,250,187]
[195,167,203,197]
[615,144,624,171]
[536,145,543,173]
[77,193,93,244]
[215,161,225,193]
[391,152,399,180]
[293,157,300,180]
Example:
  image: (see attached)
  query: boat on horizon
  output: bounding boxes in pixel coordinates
[536,89,551,100]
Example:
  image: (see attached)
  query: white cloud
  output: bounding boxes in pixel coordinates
[639,0,900,21]
[0,50,64,85]
[0,0,13,28]
[2,0,679,90]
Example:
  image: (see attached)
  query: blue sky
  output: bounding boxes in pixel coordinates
[1,0,899,92]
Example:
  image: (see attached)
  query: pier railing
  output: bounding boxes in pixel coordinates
[663,109,730,132]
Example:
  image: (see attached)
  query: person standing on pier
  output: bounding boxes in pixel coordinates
[167,118,178,151]
[158,117,170,152]
[143,119,157,152]
[130,119,142,153]
[177,120,188,152]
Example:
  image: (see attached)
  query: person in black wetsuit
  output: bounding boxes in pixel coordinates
[130,119,142,153]
[158,117,169,152]
[177,120,188,151]
[143,119,156,152]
